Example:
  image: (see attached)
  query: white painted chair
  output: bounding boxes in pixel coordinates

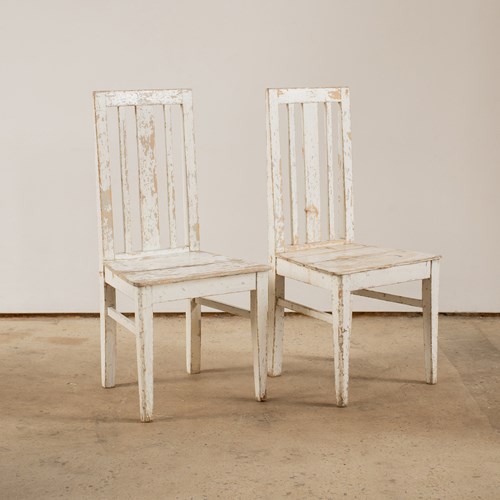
[266,87,440,406]
[94,89,269,422]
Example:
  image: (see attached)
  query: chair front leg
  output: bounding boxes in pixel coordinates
[267,272,285,376]
[422,260,440,384]
[136,286,154,422]
[99,274,116,388]
[250,272,268,401]
[331,277,351,407]
[186,298,201,374]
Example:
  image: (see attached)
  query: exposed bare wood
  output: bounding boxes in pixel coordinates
[250,272,268,401]
[276,87,344,104]
[136,286,153,422]
[302,103,321,243]
[268,273,284,376]
[113,247,190,261]
[136,105,161,250]
[99,277,116,387]
[163,105,177,248]
[94,93,114,260]
[332,277,350,407]
[106,252,267,287]
[181,92,200,251]
[118,107,133,253]
[267,89,285,252]
[101,89,189,107]
[186,298,201,374]
[325,101,336,239]
[423,260,439,384]
[287,104,299,245]
[340,88,354,241]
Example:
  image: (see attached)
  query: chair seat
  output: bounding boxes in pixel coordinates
[105,251,269,287]
[277,241,440,276]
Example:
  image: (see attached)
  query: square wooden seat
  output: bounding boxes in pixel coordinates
[105,251,268,287]
[277,241,440,276]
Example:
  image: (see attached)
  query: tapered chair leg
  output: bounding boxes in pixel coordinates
[186,298,201,374]
[267,272,285,376]
[251,272,268,401]
[332,278,351,407]
[100,275,116,388]
[422,260,439,384]
[136,286,154,422]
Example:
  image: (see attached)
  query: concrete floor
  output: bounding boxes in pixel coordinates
[1,314,499,499]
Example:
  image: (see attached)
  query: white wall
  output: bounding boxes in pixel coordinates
[1,0,499,313]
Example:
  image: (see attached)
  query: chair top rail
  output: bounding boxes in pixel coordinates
[94,89,191,108]
[270,87,347,104]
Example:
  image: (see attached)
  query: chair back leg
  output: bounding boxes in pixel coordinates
[251,272,269,401]
[186,298,202,374]
[268,273,285,376]
[423,260,439,384]
[100,277,117,388]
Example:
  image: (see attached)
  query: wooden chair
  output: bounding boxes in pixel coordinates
[266,87,440,406]
[93,89,269,422]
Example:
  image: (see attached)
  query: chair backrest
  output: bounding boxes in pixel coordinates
[266,87,354,255]
[94,89,199,263]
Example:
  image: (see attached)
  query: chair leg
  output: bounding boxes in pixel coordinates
[331,278,351,407]
[250,272,268,401]
[99,275,116,388]
[422,260,440,384]
[136,286,154,422]
[267,272,285,376]
[186,298,201,374]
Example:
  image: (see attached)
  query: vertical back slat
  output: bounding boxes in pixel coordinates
[94,94,114,261]
[340,89,354,241]
[163,105,177,248]
[267,90,285,253]
[118,107,133,253]
[136,105,161,250]
[287,104,299,245]
[181,92,200,251]
[325,102,336,240]
[302,103,321,243]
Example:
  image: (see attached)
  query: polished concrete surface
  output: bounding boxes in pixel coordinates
[1,314,499,499]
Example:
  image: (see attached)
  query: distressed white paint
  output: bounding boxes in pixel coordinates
[277,297,332,324]
[118,107,133,254]
[266,87,441,407]
[287,104,299,245]
[135,286,154,422]
[422,260,439,384]
[186,298,201,374]
[195,297,251,318]
[163,105,177,248]
[302,103,321,243]
[352,289,422,308]
[94,89,269,421]
[250,272,268,401]
[136,105,161,250]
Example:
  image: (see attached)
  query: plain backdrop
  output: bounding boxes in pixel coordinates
[1,0,499,313]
